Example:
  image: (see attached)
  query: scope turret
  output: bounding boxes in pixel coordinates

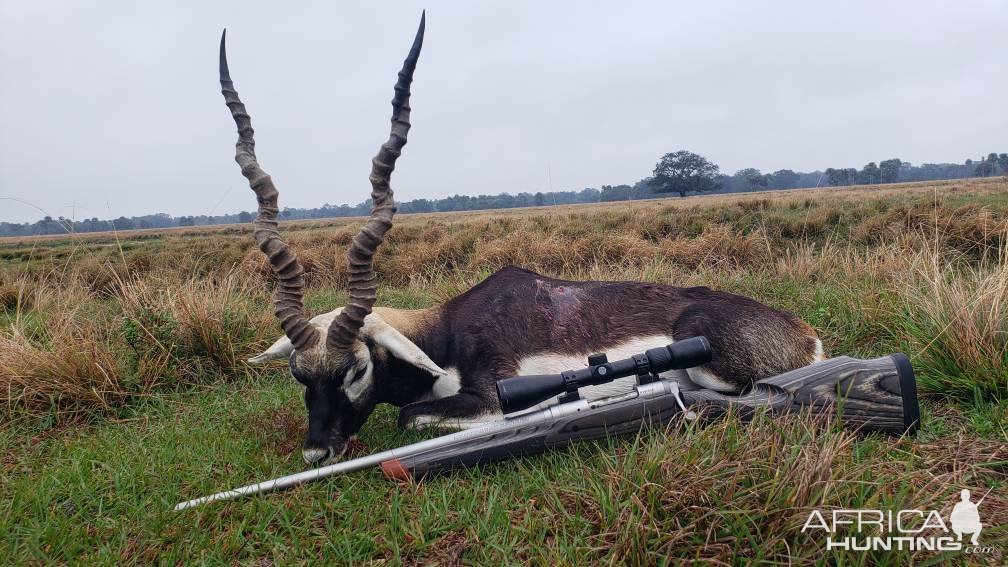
[496,336,711,414]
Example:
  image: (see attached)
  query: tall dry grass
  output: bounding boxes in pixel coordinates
[897,242,1008,400]
[1,178,1007,419]
[116,270,275,375]
[3,178,1006,291]
[0,269,276,419]
[0,278,129,415]
[0,318,126,415]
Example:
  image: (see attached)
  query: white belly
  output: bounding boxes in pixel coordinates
[413,335,703,429]
[515,335,690,408]
[424,334,722,409]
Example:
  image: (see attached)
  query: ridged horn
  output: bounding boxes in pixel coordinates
[327,13,425,350]
[220,30,319,352]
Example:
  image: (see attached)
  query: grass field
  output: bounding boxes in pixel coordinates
[2,178,1007,564]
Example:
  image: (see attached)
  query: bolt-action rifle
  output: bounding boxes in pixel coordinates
[175,337,919,510]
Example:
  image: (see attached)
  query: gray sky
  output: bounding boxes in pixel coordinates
[2,1,1006,223]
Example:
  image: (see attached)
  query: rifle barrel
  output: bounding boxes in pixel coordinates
[173,449,396,511]
[173,403,565,511]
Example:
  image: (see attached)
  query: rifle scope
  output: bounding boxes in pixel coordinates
[496,336,712,414]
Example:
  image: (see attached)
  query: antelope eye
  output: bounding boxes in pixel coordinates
[347,365,368,384]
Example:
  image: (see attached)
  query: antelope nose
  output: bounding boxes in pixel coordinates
[303,447,331,465]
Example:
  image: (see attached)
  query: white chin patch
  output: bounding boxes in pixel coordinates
[302,445,348,465]
[302,448,329,465]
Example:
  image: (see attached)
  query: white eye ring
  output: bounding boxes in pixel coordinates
[344,361,374,403]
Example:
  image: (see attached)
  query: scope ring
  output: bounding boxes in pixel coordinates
[561,370,579,393]
[632,353,650,378]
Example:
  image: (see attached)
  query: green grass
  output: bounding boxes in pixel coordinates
[3,372,1003,564]
[946,191,1008,209]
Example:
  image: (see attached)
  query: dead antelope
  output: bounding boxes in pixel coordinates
[220,14,824,465]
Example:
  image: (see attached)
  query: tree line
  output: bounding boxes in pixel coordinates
[3,151,1005,237]
[649,151,1008,197]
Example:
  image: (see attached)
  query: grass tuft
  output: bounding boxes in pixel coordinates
[898,240,1008,401]
[0,309,128,416]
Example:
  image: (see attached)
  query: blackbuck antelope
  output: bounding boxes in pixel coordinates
[220,15,824,466]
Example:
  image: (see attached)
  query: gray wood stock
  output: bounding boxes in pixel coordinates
[682,354,918,435]
[397,354,917,477]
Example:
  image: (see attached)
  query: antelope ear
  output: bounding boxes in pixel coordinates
[248,335,294,364]
[362,315,448,377]
[248,308,345,365]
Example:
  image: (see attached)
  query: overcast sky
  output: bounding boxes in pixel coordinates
[1,1,1006,223]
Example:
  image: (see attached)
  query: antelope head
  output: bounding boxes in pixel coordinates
[220,14,442,465]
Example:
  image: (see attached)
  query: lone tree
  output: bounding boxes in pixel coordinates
[650,150,720,197]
